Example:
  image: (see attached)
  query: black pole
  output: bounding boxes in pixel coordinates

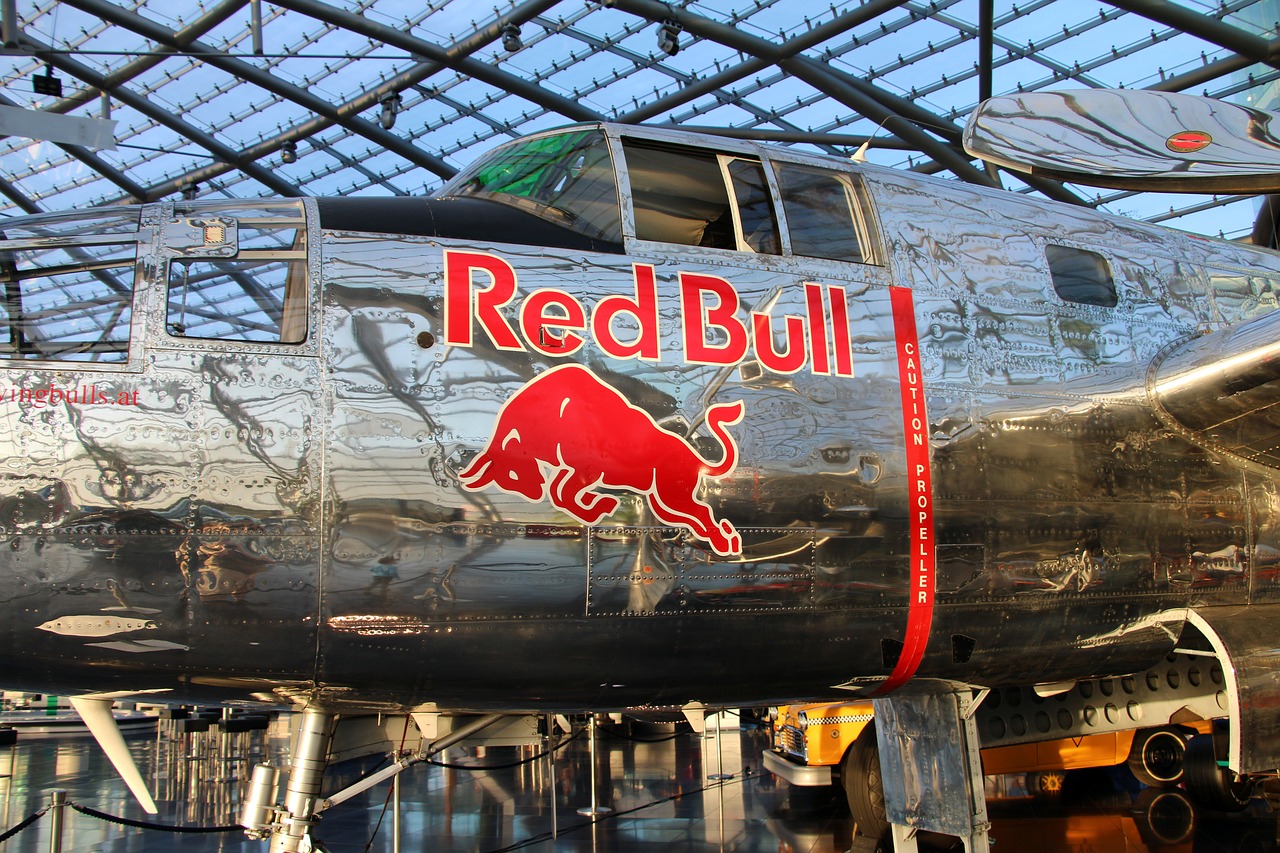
[979,0,999,182]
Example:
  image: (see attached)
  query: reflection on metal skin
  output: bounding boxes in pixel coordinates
[964,89,1280,192]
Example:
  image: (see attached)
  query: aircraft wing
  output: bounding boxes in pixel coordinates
[964,89,1280,193]
[1152,307,1280,470]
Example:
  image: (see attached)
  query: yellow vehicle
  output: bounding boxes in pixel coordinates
[763,701,1223,838]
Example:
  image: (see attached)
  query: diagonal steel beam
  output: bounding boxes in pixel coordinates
[0,93,147,201]
[61,0,457,180]
[2,0,241,204]
[608,0,994,186]
[617,0,914,124]
[43,0,247,115]
[1103,0,1280,70]
[0,173,40,214]
[1150,36,1280,92]
[270,0,604,123]
[21,34,301,198]
[130,0,565,203]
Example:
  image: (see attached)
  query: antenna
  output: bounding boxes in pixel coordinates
[851,116,891,163]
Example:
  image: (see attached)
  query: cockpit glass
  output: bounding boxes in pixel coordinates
[438,129,622,244]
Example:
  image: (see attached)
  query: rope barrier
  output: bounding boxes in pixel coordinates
[0,807,47,843]
[69,803,241,834]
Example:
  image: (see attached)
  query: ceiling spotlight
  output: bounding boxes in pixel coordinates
[657,19,682,57]
[32,65,62,97]
[501,23,522,52]
[379,93,403,131]
[281,141,298,164]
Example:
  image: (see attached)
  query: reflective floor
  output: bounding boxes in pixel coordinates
[0,714,1278,853]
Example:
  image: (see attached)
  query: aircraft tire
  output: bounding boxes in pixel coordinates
[1184,733,1253,812]
[841,725,889,839]
[1127,727,1186,787]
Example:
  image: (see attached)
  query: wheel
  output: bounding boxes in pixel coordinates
[1127,728,1186,787]
[1133,787,1197,846]
[1025,769,1067,799]
[1184,733,1253,812]
[841,725,889,839]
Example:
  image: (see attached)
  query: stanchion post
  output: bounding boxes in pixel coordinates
[576,715,612,816]
[392,771,401,853]
[47,790,66,853]
[708,711,734,781]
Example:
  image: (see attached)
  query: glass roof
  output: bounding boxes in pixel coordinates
[2,0,1279,243]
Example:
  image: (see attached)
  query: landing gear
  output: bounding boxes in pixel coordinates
[239,708,337,853]
[1184,733,1254,812]
[842,724,889,838]
[1127,727,1187,787]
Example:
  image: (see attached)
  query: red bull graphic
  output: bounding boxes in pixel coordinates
[459,364,745,556]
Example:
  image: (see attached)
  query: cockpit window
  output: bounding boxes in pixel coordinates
[623,140,737,250]
[725,158,781,254]
[439,129,622,244]
[0,215,138,363]
[773,162,878,264]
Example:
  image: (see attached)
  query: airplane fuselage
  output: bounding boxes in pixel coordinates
[2,123,1278,720]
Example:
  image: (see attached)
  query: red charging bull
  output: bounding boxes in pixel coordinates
[459,364,745,556]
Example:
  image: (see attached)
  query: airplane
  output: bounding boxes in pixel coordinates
[2,88,1280,853]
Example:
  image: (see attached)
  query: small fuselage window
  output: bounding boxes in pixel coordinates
[1046,244,1117,308]
[166,214,308,344]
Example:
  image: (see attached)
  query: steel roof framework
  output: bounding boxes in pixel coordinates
[1,0,1279,241]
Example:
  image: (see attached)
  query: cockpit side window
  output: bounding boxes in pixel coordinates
[725,158,782,254]
[773,162,878,264]
[622,141,782,256]
[440,129,622,244]
[166,214,308,344]
[624,140,736,249]
[0,239,136,363]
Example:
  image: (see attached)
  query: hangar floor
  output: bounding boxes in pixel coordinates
[0,714,1276,853]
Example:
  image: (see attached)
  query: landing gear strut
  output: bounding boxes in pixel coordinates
[240,708,337,853]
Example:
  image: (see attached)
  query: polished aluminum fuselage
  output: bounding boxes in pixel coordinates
[3,139,1280,714]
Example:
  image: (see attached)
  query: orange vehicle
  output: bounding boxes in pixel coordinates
[764,701,1226,837]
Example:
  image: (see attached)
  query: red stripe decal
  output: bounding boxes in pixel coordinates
[876,286,935,694]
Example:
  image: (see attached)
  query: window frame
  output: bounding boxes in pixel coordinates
[767,156,882,266]
[163,207,311,348]
[0,233,141,366]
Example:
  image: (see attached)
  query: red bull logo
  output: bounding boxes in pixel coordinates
[459,364,744,556]
[443,250,855,376]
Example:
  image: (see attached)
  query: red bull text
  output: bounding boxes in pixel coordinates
[443,250,856,375]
